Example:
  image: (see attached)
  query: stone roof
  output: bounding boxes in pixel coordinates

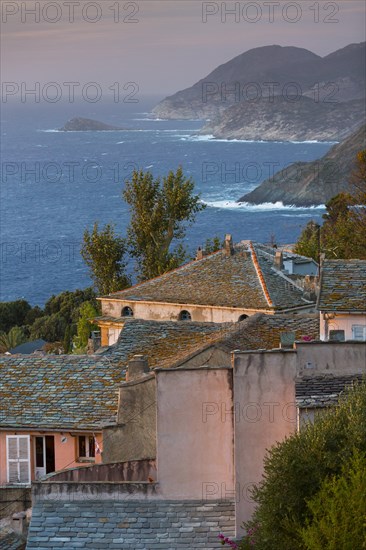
[103,242,312,311]
[26,498,235,549]
[0,532,25,550]
[168,313,319,367]
[101,318,231,369]
[0,321,230,430]
[296,374,363,408]
[0,355,123,430]
[317,259,366,312]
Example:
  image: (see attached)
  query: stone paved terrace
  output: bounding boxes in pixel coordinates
[26,483,235,549]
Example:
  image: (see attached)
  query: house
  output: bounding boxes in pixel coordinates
[96,237,316,346]
[102,313,319,464]
[0,354,122,486]
[318,259,366,341]
[0,320,230,487]
[26,340,366,548]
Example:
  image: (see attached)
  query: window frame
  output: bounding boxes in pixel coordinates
[351,324,366,341]
[6,435,31,485]
[77,435,96,462]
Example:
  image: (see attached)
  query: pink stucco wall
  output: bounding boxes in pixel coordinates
[156,367,234,500]
[232,350,298,534]
[0,431,102,485]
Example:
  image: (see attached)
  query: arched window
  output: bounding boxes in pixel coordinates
[238,314,248,322]
[179,310,192,321]
[122,306,134,317]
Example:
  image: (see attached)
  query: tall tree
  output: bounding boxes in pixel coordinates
[293,221,320,261]
[81,222,130,295]
[72,301,99,353]
[123,167,205,280]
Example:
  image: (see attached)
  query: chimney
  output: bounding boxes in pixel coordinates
[196,246,204,261]
[224,234,234,256]
[280,332,296,349]
[126,355,149,381]
[12,512,27,536]
[274,250,283,270]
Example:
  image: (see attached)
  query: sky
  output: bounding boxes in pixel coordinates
[1,0,365,98]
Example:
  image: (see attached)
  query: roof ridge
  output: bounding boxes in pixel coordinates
[249,242,273,307]
[100,249,224,299]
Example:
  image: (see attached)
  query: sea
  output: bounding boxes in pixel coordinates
[0,96,334,306]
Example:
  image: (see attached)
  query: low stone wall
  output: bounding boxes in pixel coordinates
[44,460,157,483]
[0,487,31,519]
[27,499,235,549]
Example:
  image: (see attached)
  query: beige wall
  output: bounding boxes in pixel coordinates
[103,375,156,463]
[296,341,366,376]
[320,312,366,340]
[156,368,234,500]
[101,298,271,324]
[232,350,297,533]
[0,431,102,485]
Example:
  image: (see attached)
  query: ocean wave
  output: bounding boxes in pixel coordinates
[203,200,325,211]
[187,135,338,144]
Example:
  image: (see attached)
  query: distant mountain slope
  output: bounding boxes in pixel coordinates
[152,43,365,141]
[200,96,365,142]
[237,124,366,206]
[153,43,365,122]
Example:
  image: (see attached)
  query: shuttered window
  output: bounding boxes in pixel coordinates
[352,325,366,341]
[6,435,31,484]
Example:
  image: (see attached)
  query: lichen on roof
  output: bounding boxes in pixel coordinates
[103,242,310,311]
[317,259,366,311]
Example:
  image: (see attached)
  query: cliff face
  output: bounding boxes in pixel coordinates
[59,118,125,131]
[237,124,366,206]
[200,97,365,142]
[152,42,365,141]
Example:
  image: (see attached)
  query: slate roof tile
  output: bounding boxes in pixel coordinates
[103,242,311,311]
[296,374,364,408]
[317,259,366,311]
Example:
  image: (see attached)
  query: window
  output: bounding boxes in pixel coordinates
[78,435,95,460]
[122,306,134,317]
[179,310,192,321]
[238,314,248,322]
[6,435,31,484]
[329,330,345,342]
[352,325,366,341]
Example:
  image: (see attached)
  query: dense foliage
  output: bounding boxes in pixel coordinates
[0,288,98,352]
[123,167,205,280]
[294,151,366,260]
[225,382,366,550]
[81,222,130,295]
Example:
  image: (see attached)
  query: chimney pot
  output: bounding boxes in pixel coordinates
[274,251,283,270]
[196,247,204,261]
[224,234,234,256]
[126,355,149,381]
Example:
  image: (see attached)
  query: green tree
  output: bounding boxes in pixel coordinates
[242,381,366,550]
[0,326,27,353]
[63,325,72,354]
[72,301,99,353]
[81,222,130,295]
[123,167,205,280]
[30,313,67,343]
[300,452,366,550]
[293,221,320,261]
[203,236,223,255]
[0,300,38,333]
